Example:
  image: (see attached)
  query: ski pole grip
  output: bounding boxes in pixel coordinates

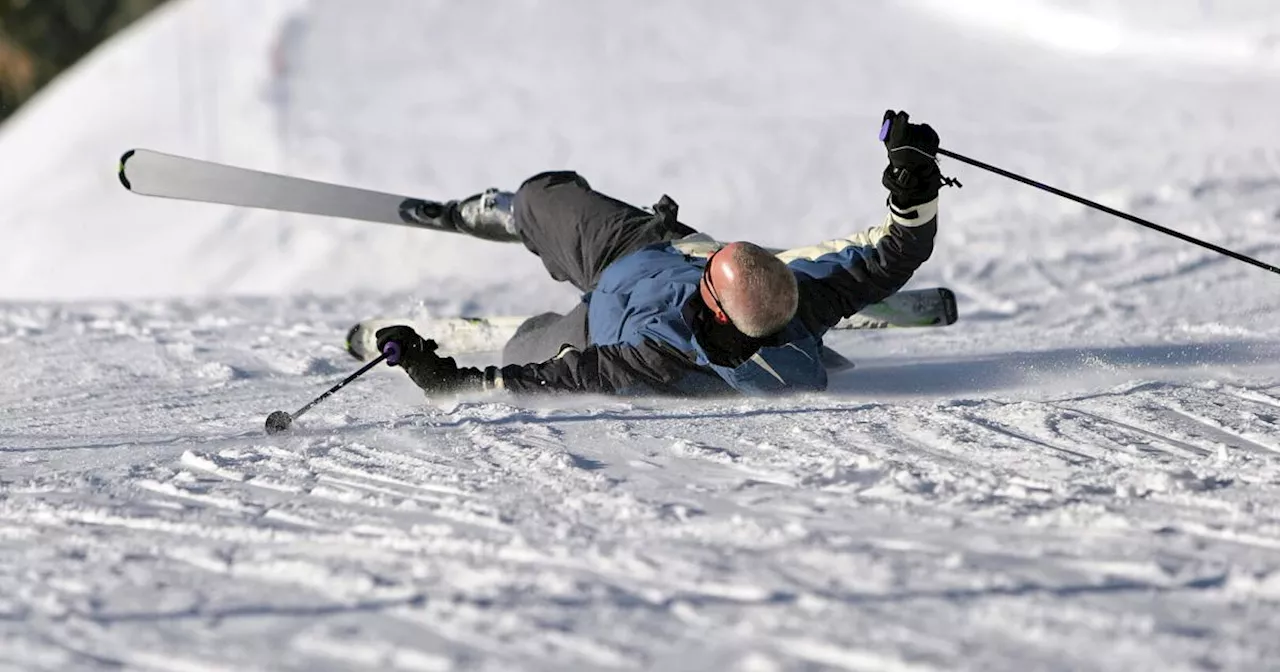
[382,341,402,366]
[879,118,892,142]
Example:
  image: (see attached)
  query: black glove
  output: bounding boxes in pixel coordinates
[880,110,944,207]
[375,325,487,395]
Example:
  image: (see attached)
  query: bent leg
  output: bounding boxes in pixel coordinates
[501,301,591,365]
[514,171,695,292]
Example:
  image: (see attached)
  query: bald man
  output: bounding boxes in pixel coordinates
[375,110,945,396]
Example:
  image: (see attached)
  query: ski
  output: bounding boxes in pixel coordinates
[118,149,460,233]
[345,287,958,360]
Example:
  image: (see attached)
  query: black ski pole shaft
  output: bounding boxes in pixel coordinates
[291,352,388,420]
[936,147,1280,277]
[266,343,402,434]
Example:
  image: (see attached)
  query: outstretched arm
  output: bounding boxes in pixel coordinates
[781,110,948,334]
[491,340,697,395]
[375,326,698,396]
[783,199,938,334]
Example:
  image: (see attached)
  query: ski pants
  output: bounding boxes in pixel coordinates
[502,171,696,365]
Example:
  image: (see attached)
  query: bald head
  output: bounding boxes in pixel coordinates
[702,242,798,338]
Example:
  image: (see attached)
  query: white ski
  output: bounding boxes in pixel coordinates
[119,149,458,233]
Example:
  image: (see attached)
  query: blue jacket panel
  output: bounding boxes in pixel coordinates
[585,242,837,395]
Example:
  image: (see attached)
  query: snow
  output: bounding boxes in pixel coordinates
[2,0,1280,669]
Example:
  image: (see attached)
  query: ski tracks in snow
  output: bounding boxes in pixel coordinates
[5,300,1280,670]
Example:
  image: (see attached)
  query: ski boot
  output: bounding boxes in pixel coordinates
[401,188,520,242]
[455,188,520,242]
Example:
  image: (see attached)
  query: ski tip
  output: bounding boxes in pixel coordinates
[938,287,959,325]
[117,149,136,191]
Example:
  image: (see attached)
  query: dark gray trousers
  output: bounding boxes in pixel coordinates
[501,171,694,365]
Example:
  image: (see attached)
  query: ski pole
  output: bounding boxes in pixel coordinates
[264,342,401,434]
[936,147,1280,277]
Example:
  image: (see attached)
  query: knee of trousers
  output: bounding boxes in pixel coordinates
[518,170,591,194]
[513,171,592,226]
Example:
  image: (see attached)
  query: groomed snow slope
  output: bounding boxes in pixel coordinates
[2,0,1280,669]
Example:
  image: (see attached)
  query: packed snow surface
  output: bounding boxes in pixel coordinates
[2,0,1280,669]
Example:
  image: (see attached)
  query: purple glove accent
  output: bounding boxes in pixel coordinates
[383,341,402,366]
[879,118,892,142]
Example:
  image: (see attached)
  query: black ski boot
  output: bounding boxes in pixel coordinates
[453,188,520,242]
[399,188,521,242]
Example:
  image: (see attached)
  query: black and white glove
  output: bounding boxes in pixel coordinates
[375,325,489,395]
[880,110,945,208]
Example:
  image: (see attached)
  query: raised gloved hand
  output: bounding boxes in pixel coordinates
[880,110,944,207]
[375,325,487,395]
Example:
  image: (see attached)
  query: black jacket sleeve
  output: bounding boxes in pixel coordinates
[790,198,938,335]
[491,338,701,395]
